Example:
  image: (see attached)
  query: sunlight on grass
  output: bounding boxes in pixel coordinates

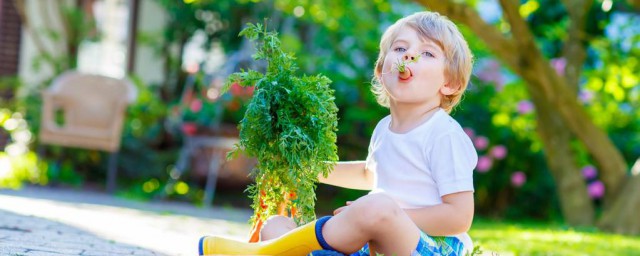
[470,219,640,255]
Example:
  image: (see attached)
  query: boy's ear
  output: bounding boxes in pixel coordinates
[440,83,458,96]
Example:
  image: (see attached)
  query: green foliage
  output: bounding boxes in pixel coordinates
[154,0,260,52]
[0,107,45,189]
[0,77,20,109]
[226,23,339,225]
[118,77,173,181]
[582,30,640,165]
[152,0,266,103]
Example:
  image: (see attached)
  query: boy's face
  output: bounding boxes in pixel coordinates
[380,26,454,106]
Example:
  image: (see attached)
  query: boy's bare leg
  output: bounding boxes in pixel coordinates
[324,193,421,255]
[260,215,297,241]
[256,193,420,254]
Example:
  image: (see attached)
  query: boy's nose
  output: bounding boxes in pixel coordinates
[403,55,416,61]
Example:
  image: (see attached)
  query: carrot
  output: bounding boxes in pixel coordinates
[249,190,268,242]
[399,67,412,80]
[285,191,298,217]
[396,55,418,80]
[248,218,263,242]
[277,201,287,216]
[248,189,298,242]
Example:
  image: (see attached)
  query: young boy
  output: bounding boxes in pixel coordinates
[199,11,476,256]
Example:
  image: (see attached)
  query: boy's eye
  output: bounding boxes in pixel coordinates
[393,47,406,52]
[422,51,435,57]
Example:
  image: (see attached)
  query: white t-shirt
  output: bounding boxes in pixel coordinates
[365,109,477,250]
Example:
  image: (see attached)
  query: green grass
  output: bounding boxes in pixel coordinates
[470,218,640,255]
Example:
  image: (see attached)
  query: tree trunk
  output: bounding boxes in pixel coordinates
[598,174,640,235]
[529,85,594,226]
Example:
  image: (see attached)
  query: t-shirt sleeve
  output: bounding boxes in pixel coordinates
[365,116,389,173]
[428,131,478,197]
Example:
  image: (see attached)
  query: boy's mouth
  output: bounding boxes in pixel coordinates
[398,67,413,82]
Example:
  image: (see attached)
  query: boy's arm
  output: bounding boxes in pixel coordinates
[318,161,373,190]
[403,191,474,236]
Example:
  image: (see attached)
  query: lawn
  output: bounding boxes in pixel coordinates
[470,219,640,255]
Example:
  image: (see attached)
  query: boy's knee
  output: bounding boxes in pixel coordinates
[358,193,400,211]
[260,215,296,241]
[351,193,401,229]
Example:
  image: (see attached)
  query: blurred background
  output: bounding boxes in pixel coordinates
[0,0,638,254]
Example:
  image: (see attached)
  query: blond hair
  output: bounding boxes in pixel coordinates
[371,11,473,113]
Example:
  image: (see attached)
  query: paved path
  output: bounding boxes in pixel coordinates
[0,209,158,256]
[0,186,253,255]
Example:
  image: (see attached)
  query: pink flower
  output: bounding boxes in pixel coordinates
[517,100,534,114]
[477,60,505,91]
[474,136,489,150]
[463,127,475,139]
[245,86,255,97]
[190,99,203,113]
[181,122,198,136]
[582,165,598,180]
[551,58,566,75]
[490,145,508,160]
[230,82,243,96]
[186,63,199,74]
[588,180,605,199]
[476,156,493,173]
[511,171,526,187]
[579,90,594,103]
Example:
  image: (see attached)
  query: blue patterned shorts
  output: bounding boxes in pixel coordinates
[349,232,464,256]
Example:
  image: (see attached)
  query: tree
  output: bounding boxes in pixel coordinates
[415,0,640,234]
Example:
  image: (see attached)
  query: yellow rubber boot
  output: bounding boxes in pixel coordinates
[199,216,334,256]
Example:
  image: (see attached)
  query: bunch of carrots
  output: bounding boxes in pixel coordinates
[248,190,297,242]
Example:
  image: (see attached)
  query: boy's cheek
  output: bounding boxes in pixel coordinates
[383,56,397,67]
[387,52,401,59]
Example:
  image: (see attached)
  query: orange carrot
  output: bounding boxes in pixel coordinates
[249,190,267,242]
[399,67,412,80]
[277,201,287,216]
[248,218,263,242]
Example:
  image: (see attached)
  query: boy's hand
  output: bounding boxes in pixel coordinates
[332,201,352,215]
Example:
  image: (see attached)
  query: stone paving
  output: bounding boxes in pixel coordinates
[0,209,157,255]
[0,186,254,255]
